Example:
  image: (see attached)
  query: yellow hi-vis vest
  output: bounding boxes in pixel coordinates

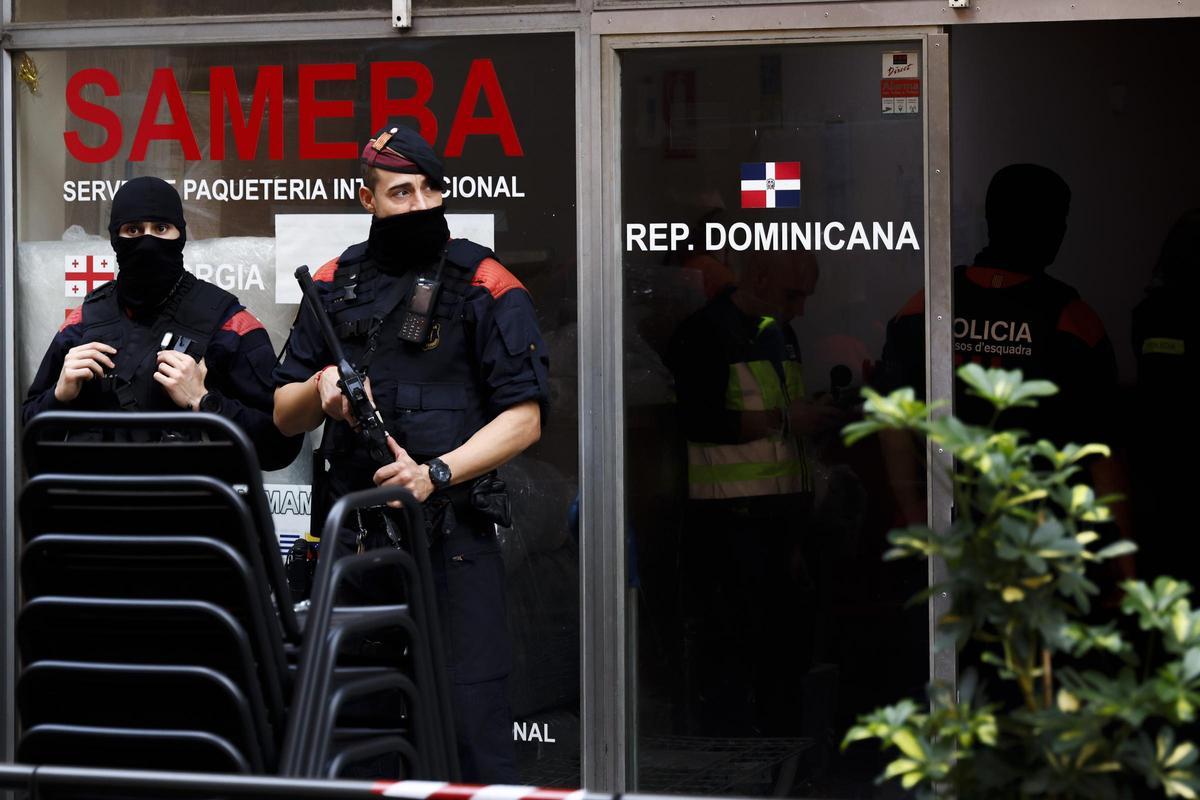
[686,317,812,501]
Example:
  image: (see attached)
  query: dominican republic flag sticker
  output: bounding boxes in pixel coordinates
[65,254,115,298]
[741,162,801,209]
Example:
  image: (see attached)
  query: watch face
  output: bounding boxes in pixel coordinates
[199,393,220,413]
[429,460,451,486]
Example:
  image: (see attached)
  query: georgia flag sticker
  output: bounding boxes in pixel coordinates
[65,254,115,298]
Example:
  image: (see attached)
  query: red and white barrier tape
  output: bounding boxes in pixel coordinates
[373,782,584,800]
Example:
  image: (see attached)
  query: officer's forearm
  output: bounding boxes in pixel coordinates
[214,393,305,471]
[273,379,324,436]
[438,400,541,486]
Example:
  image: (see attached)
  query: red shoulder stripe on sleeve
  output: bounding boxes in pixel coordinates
[1056,298,1107,348]
[894,288,925,321]
[472,258,527,301]
[313,256,340,284]
[60,306,83,332]
[220,309,266,337]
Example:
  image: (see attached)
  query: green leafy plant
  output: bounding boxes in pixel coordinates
[842,364,1200,799]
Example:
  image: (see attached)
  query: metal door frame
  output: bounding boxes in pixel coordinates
[589,22,951,790]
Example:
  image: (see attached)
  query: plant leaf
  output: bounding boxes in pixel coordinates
[1097,541,1138,560]
[891,729,926,761]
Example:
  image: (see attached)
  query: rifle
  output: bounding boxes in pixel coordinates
[294,265,393,466]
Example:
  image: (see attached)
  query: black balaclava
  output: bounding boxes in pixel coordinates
[360,122,451,274]
[108,176,187,315]
[975,164,1071,275]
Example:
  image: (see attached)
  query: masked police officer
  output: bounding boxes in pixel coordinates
[272,124,548,783]
[22,176,303,472]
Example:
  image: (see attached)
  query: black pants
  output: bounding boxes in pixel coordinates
[431,522,518,783]
[333,509,518,784]
[680,495,814,738]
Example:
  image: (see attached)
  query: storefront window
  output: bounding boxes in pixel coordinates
[12,33,579,785]
[620,40,929,796]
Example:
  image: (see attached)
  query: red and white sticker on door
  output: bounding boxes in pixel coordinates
[882,51,920,115]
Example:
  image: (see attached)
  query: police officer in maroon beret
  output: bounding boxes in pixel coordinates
[274,124,549,783]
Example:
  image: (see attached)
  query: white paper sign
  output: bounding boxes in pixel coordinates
[264,482,313,558]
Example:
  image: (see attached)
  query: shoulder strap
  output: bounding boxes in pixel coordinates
[104,274,199,409]
[112,274,197,382]
[77,283,137,408]
[78,282,122,334]
[329,258,413,342]
[438,239,492,320]
[333,240,492,355]
[169,279,238,359]
[347,272,416,370]
[336,242,371,271]
[326,242,376,310]
[445,238,494,273]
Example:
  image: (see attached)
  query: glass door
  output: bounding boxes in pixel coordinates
[616,34,939,797]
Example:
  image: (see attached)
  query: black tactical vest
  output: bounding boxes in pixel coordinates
[953,266,1077,371]
[76,274,235,411]
[952,265,1079,430]
[318,239,494,492]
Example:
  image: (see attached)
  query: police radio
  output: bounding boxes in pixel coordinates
[397,255,445,345]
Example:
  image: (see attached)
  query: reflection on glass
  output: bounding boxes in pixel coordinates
[13,34,579,786]
[948,19,1200,610]
[1131,209,1196,587]
[621,42,928,796]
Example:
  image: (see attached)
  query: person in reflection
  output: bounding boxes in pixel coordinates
[1129,209,1196,585]
[22,176,302,471]
[666,242,846,737]
[272,123,548,783]
[876,164,1131,570]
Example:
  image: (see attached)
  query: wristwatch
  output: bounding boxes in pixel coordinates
[426,457,452,490]
[197,392,223,414]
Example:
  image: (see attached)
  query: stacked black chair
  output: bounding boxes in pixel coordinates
[18,411,459,780]
[283,486,457,778]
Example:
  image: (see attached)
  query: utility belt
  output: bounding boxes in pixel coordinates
[352,471,511,553]
[291,455,511,602]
